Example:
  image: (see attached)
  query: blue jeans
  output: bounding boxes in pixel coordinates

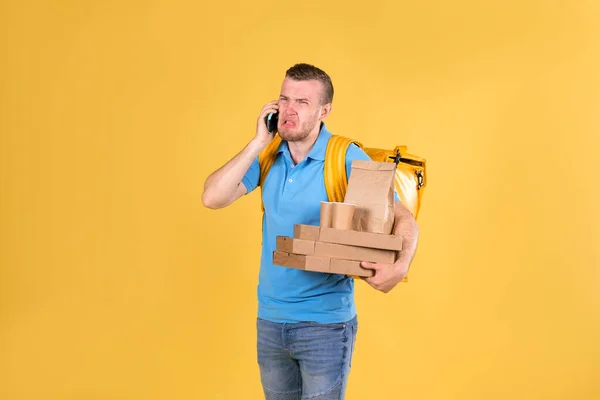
[256,315,358,400]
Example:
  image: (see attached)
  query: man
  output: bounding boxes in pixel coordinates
[202,63,419,400]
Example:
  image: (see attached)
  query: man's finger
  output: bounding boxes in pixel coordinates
[361,261,385,271]
[363,277,379,290]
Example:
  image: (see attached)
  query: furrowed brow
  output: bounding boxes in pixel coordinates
[279,95,309,103]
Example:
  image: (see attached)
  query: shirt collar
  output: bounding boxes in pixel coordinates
[276,122,331,162]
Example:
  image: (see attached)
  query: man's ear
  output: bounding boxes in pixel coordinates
[320,103,332,120]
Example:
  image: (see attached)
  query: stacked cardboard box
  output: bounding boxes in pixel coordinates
[272,224,403,278]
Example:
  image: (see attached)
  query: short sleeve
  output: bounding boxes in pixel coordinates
[241,156,260,194]
[345,143,401,202]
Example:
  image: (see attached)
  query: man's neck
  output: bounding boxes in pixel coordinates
[287,126,321,166]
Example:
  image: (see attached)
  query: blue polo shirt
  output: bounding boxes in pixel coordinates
[242,123,377,324]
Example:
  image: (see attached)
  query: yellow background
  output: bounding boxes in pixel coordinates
[1,1,598,399]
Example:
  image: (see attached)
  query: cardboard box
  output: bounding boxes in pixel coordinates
[330,258,375,277]
[318,226,402,251]
[314,241,396,264]
[273,251,331,273]
[293,224,402,251]
[273,251,374,277]
[276,236,315,255]
[329,259,406,281]
[294,224,320,241]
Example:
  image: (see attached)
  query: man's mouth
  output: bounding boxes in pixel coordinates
[283,120,296,127]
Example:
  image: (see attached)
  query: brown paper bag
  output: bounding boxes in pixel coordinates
[343,160,396,234]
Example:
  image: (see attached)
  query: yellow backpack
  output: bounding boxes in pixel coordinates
[258,134,427,219]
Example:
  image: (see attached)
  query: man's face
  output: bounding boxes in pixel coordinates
[277,78,329,142]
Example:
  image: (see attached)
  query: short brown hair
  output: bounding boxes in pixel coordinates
[285,63,334,105]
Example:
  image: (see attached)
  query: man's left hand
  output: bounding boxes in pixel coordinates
[360,260,409,293]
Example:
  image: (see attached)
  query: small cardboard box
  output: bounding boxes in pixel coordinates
[318,226,402,251]
[330,258,375,277]
[276,236,315,255]
[294,224,320,241]
[273,251,331,273]
[314,241,396,264]
[293,224,402,252]
[273,251,375,277]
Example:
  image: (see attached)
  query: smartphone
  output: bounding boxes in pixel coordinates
[265,112,278,134]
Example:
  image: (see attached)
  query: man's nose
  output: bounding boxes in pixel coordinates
[284,104,297,115]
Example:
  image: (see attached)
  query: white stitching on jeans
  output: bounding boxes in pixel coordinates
[301,378,343,400]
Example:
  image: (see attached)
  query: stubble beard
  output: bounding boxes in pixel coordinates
[278,110,321,142]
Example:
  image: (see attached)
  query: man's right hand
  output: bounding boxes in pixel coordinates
[254,100,279,149]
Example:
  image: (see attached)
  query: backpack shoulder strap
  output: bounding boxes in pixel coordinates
[258,135,282,212]
[324,135,363,202]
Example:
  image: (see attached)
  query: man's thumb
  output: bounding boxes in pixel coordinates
[360,261,378,270]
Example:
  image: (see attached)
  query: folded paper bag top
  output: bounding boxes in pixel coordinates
[343,160,396,235]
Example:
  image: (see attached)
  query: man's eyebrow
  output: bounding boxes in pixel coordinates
[279,95,310,102]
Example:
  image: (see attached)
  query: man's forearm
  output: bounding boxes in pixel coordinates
[360,202,420,293]
[202,139,264,208]
[393,203,420,268]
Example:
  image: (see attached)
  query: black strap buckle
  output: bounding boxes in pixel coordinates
[416,170,424,190]
[388,150,402,165]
